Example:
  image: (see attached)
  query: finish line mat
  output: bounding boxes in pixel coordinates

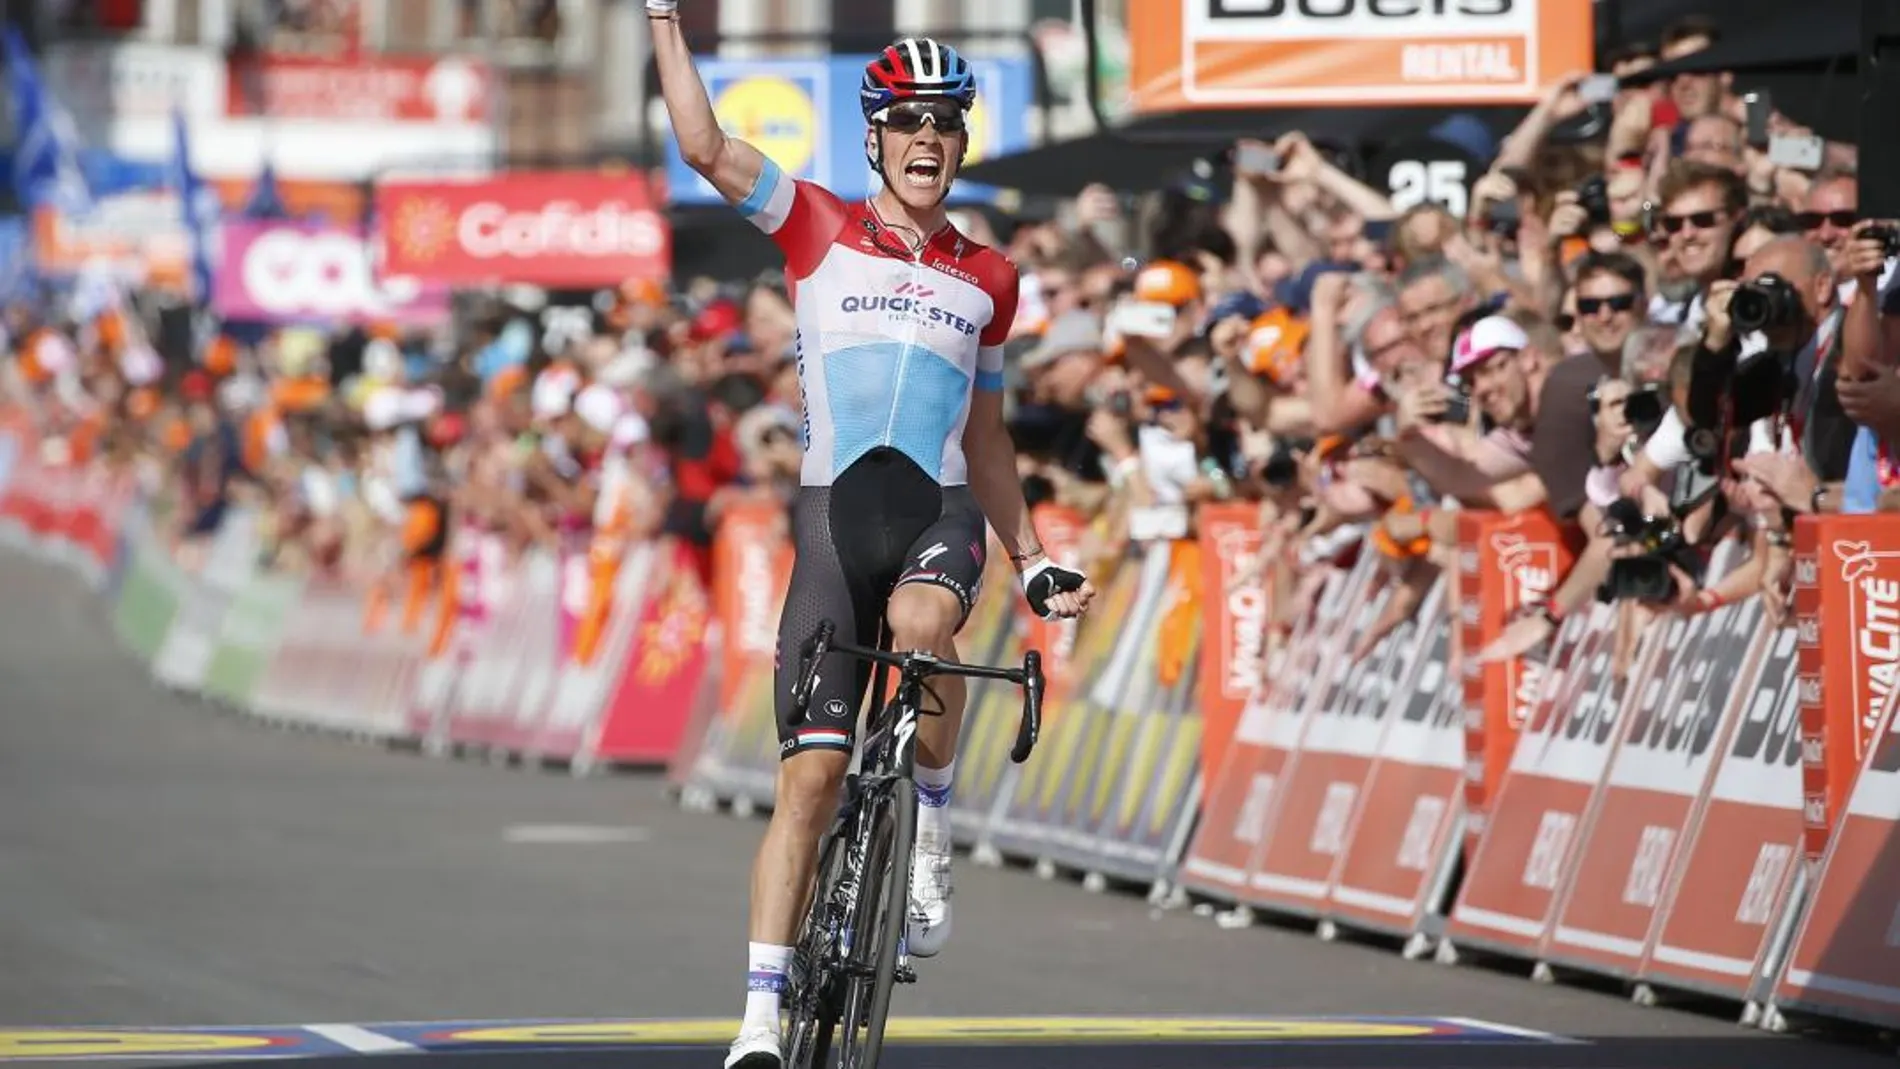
[0,1017,1572,1060]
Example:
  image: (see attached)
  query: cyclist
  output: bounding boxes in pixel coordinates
[645,5,1096,1067]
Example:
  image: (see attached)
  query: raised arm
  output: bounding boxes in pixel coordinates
[647,5,767,204]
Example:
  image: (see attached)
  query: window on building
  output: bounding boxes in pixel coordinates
[450,0,592,67]
[238,0,364,55]
[831,0,895,48]
[48,0,147,34]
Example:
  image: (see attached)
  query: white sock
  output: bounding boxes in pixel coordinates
[916,759,955,842]
[742,941,792,1033]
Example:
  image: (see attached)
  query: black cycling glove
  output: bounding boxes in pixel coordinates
[1020,558,1087,620]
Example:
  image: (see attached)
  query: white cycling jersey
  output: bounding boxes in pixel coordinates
[738,157,1019,487]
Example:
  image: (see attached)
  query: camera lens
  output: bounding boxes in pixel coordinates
[1730,287,1769,332]
[1731,275,1799,333]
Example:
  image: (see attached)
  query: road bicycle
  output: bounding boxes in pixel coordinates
[780,618,1044,1069]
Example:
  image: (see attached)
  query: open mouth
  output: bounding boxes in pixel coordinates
[903,157,943,187]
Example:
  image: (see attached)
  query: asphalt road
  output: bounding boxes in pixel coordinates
[0,551,1892,1069]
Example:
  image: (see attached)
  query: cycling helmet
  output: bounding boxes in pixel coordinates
[860,37,977,122]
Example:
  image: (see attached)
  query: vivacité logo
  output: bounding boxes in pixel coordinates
[1491,531,1555,731]
[1217,524,1269,701]
[1838,540,1900,760]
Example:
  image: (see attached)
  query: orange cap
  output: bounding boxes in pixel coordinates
[1133,260,1201,307]
[1244,309,1309,385]
[203,335,238,378]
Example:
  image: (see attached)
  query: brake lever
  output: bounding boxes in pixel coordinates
[1011,650,1044,764]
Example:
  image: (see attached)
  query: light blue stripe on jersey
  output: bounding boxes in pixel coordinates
[823,341,970,480]
[974,367,1005,391]
[738,157,784,220]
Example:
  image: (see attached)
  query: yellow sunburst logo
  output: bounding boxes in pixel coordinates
[391,196,458,263]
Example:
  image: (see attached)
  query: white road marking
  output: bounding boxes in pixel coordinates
[305,1025,418,1053]
[502,824,652,844]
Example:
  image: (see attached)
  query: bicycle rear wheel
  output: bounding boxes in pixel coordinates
[836,775,915,1069]
[785,825,848,1069]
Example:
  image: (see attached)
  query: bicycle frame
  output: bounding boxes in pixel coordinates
[781,617,1045,1069]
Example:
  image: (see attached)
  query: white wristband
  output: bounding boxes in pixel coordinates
[645,0,678,14]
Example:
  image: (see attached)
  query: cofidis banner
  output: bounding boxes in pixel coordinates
[664,56,1033,206]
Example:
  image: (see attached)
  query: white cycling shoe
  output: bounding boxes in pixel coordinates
[723,1025,782,1069]
[905,825,954,958]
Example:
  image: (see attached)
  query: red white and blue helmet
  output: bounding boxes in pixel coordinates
[860,37,976,122]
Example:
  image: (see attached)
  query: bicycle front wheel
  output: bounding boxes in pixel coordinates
[784,825,846,1069]
[837,776,915,1069]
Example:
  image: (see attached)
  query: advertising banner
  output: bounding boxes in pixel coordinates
[1774,687,1900,1029]
[376,172,670,287]
[226,54,491,125]
[1641,622,1804,1002]
[663,56,1034,207]
[1793,515,1900,860]
[1127,0,1595,112]
[214,221,450,325]
[1196,502,1267,780]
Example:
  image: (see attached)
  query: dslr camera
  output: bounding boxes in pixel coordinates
[1862,223,1900,258]
[1729,272,1802,333]
[1254,436,1313,490]
[1598,496,1701,603]
[1575,173,1611,227]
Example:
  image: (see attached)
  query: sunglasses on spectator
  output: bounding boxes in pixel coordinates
[1657,210,1727,234]
[879,102,966,134]
[1577,293,1638,316]
[1798,210,1859,230]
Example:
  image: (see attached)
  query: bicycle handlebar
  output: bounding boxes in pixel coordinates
[789,619,1045,764]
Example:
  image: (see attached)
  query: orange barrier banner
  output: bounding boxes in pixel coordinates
[1773,686,1900,1028]
[1196,502,1267,782]
[1457,510,1573,848]
[1641,621,1804,1002]
[1174,571,1330,901]
[1126,0,1595,113]
[1794,515,1900,861]
[1246,579,1441,918]
[1175,552,1377,902]
[590,540,715,763]
[1543,599,1771,978]
[1324,605,1464,938]
[712,501,790,719]
[1444,600,1633,958]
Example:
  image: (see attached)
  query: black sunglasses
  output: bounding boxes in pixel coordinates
[1798,210,1859,231]
[880,103,966,134]
[1576,293,1638,316]
[1657,210,1726,234]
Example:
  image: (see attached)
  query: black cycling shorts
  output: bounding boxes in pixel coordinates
[775,446,988,759]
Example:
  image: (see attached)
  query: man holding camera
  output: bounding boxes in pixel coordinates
[1645,161,1748,328]
[1389,312,1559,514]
[1743,221,1900,515]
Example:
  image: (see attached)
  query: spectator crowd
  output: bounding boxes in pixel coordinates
[2,14,1896,676]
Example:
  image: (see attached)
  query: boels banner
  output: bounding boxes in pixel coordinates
[374,172,670,288]
[664,56,1033,207]
[1128,0,1594,111]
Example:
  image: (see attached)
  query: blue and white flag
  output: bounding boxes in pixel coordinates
[3,27,92,217]
[169,107,219,305]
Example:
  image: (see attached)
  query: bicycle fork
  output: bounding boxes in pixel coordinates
[827,775,918,987]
